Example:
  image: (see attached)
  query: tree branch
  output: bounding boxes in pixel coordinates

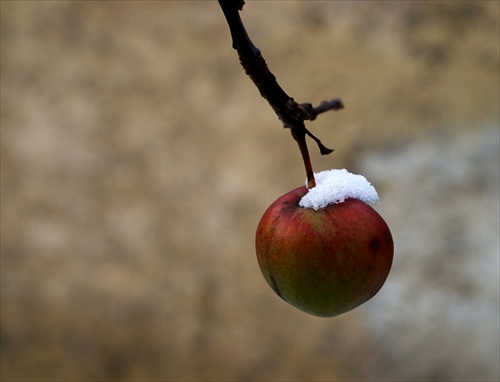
[218,0,343,188]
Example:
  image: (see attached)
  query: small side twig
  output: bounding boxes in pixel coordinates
[218,0,343,188]
[300,98,344,121]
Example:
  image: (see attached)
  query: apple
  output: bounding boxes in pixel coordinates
[255,185,393,317]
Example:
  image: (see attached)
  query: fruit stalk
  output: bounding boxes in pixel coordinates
[292,127,316,189]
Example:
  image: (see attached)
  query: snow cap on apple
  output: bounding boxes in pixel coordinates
[299,169,379,209]
[256,169,393,318]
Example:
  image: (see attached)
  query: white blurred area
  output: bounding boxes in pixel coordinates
[361,126,500,380]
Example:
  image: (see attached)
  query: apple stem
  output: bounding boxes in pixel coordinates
[292,127,316,188]
[218,0,342,185]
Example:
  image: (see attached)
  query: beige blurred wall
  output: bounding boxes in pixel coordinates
[1,1,499,381]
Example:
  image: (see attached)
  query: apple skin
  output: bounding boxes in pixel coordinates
[255,186,393,317]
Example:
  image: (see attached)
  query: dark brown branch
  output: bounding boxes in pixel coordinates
[219,0,302,128]
[218,0,343,188]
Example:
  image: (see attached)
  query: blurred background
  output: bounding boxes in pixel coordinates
[1,1,499,381]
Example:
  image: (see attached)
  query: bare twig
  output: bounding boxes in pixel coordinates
[218,0,343,188]
[300,99,344,121]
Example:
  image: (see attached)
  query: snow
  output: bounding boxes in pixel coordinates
[299,169,379,210]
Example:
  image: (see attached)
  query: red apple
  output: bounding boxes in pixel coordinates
[255,185,393,317]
